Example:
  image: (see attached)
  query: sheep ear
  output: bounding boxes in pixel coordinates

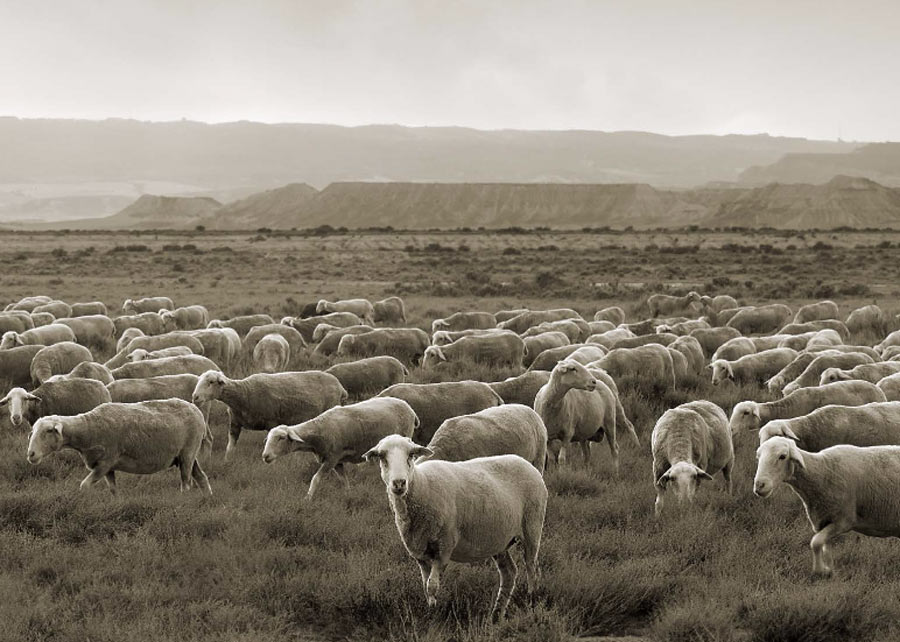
[362,448,383,462]
[696,469,714,482]
[411,446,433,461]
[655,471,670,489]
[435,347,447,362]
[49,422,62,435]
[0,397,7,407]
[788,443,805,469]
[783,426,800,441]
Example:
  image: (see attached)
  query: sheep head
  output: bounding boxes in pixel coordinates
[261,425,310,463]
[128,349,150,363]
[757,420,800,446]
[432,331,452,346]
[710,360,733,385]
[27,418,64,464]
[0,331,24,349]
[192,370,228,404]
[364,434,433,498]
[0,387,40,426]
[656,461,713,503]
[729,401,761,434]
[315,300,331,315]
[754,436,805,498]
[551,360,596,392]
[421,346,446,369]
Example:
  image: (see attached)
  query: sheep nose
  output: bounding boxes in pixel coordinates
[753,481,768,497]
[26,451,36,464]
[10,415,21,426]
[391,479,407,494]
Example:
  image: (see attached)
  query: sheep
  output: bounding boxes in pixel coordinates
[432,328,503,346]
[698,294,739,315]
[427,404,547,473]
[590,344,677,390]
[820,362,900,385]
[363,434,547,620]
[312,325,374,357]
[0,345,43,387]
[494,308,530,323]
[610,332,678,350]
[432,311,497,333]
[778,329,842,351]
[706,306,752,327]
[521,320,585,343]
[53,315,115,347]
[316,298,375,324]
[523,331,570,367]
[877,373,900,401]
[128,346,195,362]
[33,312,58,327]
[1,324,76,350]
[668,347,690,381]
[207,314,275,337]
[176,328,239,367]
[286,312,363,342]
[373,296,407,325]
[422,332,524,370]
[6,295,52,312]
[656,319,710,336]
[378,381,503,443]
[112,355,220,380]
[107,333,207,369]
[766,352,821,395]
[587,320,616,335]
[108,373,201,403]
[710,348,798,386]
[122,296,175,314]
[325,356,408,399]
[646,291,701,318]
[192,370,347,460]
[882,346,900,361]
[27,399,211,494]
[296,301,320,318]
[754,436,900,576]
[312,323,344,343]
[711,337,757,362]
[249,333,290,374]
[243,323,306,358]
[30,342,94,385]
[116,327,145,352]
[618,319,658,335]
[729,380,888,434]
[32,300,72,319]
[587,328,636,349]
[526,344,606,372]
[756,402,900,453]
[338,328,431,366]
[160,305,210,332]
[780,320,851,341]
[846,304,886,334]
[726,304,793,335]
[651,401,733,516]
[497,309,581,334]
[1,378,111,427]
[669,335,705,374]
[70,301,108,317]
[808,343,879,359]
[489,371,551,406]
[262,396,418,498]
[874,330,900,355]
[593,306,626,325]
[0,311,34,334]
[793,300,839,324]
[113,312,165,337]
[53,360,115,385]
[781,352,875,396]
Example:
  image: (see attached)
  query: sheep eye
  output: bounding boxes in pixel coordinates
[778,454,786,460]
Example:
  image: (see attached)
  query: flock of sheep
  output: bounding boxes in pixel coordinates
[4,291,900,616]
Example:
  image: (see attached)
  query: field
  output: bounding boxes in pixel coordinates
[2,228,900,642]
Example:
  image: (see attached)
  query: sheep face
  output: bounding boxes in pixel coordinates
[656,461,713,504]
[364,435,432,498]
[552,360,597,392]
[818,368,847,385]
[421,346,447,369]
[431,319,449,333]
[27,418,64,464]
[766,375,784,394]
[122,299,135,313]
[192,371,227,404]
[0,387,39,426]
[128,349,150,363]
[757,420,800,446]
[312,324,335,343]
[160,311,178,332]
[280,316,295,326]
[315,300,331,315]
[432,331,452,346]
[729,402,760,434]
[0,331,23,349]
[336,334,357,356]
[710,360,733,385]
[207,319,223,328]
[754,436,805,498]
[262,427,294,463]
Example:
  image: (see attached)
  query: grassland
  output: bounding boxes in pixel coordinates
[1,228,900,642]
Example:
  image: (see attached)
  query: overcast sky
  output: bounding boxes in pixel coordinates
[2,0,897,141]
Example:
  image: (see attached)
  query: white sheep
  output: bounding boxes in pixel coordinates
[0,310,35,334]
[711,337,757,363]
[587,327,636,349]
[316,298,375,323]
[1,324,77,349]
[0,345,43,387]
[54,315,115,347]
[497,308,581,334]
[422,332,524,370]
[160,305,210,332]
[285,312,363,343]
[243,323,306,357]
[877,373,900,401]
[30,341,94,385]
[111,354,220,380]
[793,300,839,324]
[819,362,900,385]
[590,344,676,390]
[325,356,408,399]
[874,330,900,356]
[646,291,701,318]
[26,399,211,494]
[669,335,705,374]
[338,328,430,366]
[781,351,875,396]
[70,301,108,317]
[726,304,793,335]
[54,360,114,385]
[698,294,739,315]
[6,295,52,312]
[251,333,291,373]
[521,320,584,343]
[766,352,822,395]
[845,304,886,334]
[113,312,166,337]
[488,370,552,407]
[431,310,497,333]
[432,328,503,346]
[32,300,72,319]
[651,400,733,516]
[526,343,607,372]
[587,320,616,335]
[593,306,626,326]
[363,434,547,620]
[756,401,900,452]
[263,396,418,498]
[523,331,571,367]
[122,296,175,314]
[753,436,900,576]
[207,313,274,337]
[128,346,195,362]
[312,324,374,356]
[373,296,406,325]
[688,326,742,358]
[29,311,54,327]
[494,308,530,323]
[178,328,241,367]
[116,327,145,353]
[710,348,798,386]
[780,320,850,341]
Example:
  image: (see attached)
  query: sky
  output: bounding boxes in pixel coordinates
[1,0,898,141]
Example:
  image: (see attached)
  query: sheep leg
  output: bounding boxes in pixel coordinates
[557,437,572,467]
[331,463,351,490]
[191,460,213,495]
[425,559,448,608]
[415,559,432,596]
[522,516,543,596]
[654,489,665,517]
[546,439,562,469]
[722,459,734,495]
[178,457,193,492]
[224,423,242,462]
[811,522,843,577]
[307,461,335,500]
[604,430,620,476]
[79,467,108,491]
[579,441,592,465]
[104,471,117,494]
[491,550,517,621]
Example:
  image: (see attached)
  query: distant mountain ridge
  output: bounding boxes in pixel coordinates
[65,194,222,230]
[739,143,900,186]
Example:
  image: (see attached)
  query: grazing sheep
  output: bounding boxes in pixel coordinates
[793,300,839,324]
[422,332,524,370]
[116,327,145,352]
[1,379,111,427]
[54,361,114,385]
[373,296,407,325]
[779,329,843,351]
[874,330,900,355]
[107,373,201,403]
[316,298,375,323]
[53,315,115,347]
[588,320,616,335]
[729,380,887,434]
[780,320,850,341]
[243,323,306,357]
[656,319,710,336]
[593,306,626,326]
[766,352,821,395]
[176,329,239,367]
[610,332,678,350]
[754,437,900,576]
[726,304,793,335]
[30,342,94,385]
[669,335,705,374]
[249,334,289,373]
[6,295,52,312]
[706,306,752,327]
[711,348,798,386]
[312,324,374,357]
[378,381,503,443]
[122,296,175,314]
[160,305,210,331]
[325,356,408,399]
[522,320,585,343]
[618,319,658,335]
[587,328,636,349]
[711,337,757,363]
[432,311,497,333]
[192,370,347,460]
[129,346,194,362]
[364,434,547,620]
[107,333,206,369]
[32,300,72,319]
[112,355,220,380]
[286,312,363,343]
[207,314,275,337]
[781,352,875,396]
[877,373,900,401]
[820,362,900,385]
[651,401,733,516]
[113,312,165,337]
[26,399,211,494]
[427,404,547,473]
[494,308,530,323]
[0,345,43,387]
[668,347,690,381]
[808,344,879,359]
[1,324,76,349]
[70,301,108,317]
[845,304,886,334]
[432,328,503,346]
[0,311,35,334]
[882,346,900,361]
[756,402,900,452]
[262,397,418,498]
[526,344,606,372]
[497,309,581,334]
[591,344,677,390]
[29,311,54,327]
[647,291,701,318]
[338,328,431,366]
[523,331,571,367]
[489,371,551,407]
[698,294,739,315]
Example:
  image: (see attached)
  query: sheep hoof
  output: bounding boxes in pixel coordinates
[426,596,437,608]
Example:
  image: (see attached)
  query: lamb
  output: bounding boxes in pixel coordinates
[793,300,839,324]
[820,362,900,385]
[651,401,733,516]
[497,309,581,334]
[689,326,742,358]
[432,311,497,333]
[285,312,363,343]
[753,437,900,576]
[6,295,52,312]
[432,328,503,346]
[116,327,145,352]
[523,331,571,367]
[325,356,408,399]
[669,335,705,374]
[1,379,111,427]
[251,334,290,374]
[192,370,347,460]
[373,296,407,325]
[207,314,275,337]
[711,337,757,362]
[70,301,108,317]
[262,396,418,498]
[426,404,547,473]
[0,345,43,387]
[53,315,116,347]
[756,402,900,453]
[122,296,175,314]
[1,324,76,349]
[489,371,552,407]
[32,300,72,319]
[726,304,793,335]
[422,332,524,370]
[30,341,94,385]
[160,305,210,331]
[311,325,374,357]
[316,298,375,324]
[593,306,626,325]
[26,399,211,494]
[521,320,585,343]
[53,361,115,385]
[729,380,888,434]
[526,344,606,372]
[845,304,886,334]
[363,434,547,620]
[781,352,875,396]
[590,344,677,390]
[129,346,195,362]
[378,381,503,443]
[0,311,34,334]
[243,323,306,357]
[646,291,701,318]
[111,355,220,380]
[113,312,165,337]
[710,348,798,386]
[338,328,431,366]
